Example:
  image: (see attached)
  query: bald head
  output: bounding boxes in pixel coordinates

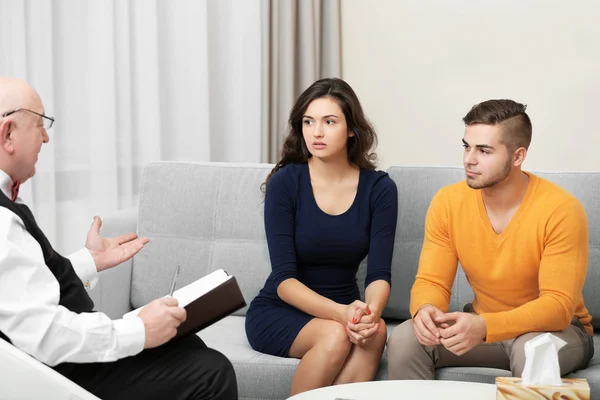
[0,76,49,184]
[0,76,42,114]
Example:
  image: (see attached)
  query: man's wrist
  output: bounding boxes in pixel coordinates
[87,248,112,273]
[69,248,99,290]
[476,315,487,342]
[86,248,102,271]
[414,303,434,318]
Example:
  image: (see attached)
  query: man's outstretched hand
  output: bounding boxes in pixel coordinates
[85,216,150,272]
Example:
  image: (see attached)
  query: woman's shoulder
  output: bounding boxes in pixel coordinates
[266,163,306,191]
[360,170,398,209]
[361,169,397,191]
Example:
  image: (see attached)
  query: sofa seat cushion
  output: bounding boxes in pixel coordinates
[200,316,298,400]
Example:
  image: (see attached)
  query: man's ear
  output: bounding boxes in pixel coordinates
[513,147,527,167]
[0,119,15,154]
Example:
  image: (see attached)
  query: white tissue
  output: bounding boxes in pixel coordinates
[521,333,567,386]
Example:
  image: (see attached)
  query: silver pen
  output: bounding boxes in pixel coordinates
[169,265,180,297]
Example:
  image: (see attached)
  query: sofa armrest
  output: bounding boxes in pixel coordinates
[0,338,100,399]
[88,207,138,319]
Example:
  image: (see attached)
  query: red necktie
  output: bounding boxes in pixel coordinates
[11,180,20,201]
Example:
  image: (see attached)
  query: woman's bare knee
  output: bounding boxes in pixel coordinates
[289,319,351,359]
[319,321,352,357]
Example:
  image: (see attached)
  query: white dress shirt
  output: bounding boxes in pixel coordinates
[0,170,145,367]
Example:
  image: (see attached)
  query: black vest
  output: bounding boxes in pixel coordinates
[0,191,95,344]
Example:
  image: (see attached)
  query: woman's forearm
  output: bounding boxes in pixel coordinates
[277,278,347,324]
[365,280,391,319]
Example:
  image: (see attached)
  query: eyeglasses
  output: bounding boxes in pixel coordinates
[1,108,55,129]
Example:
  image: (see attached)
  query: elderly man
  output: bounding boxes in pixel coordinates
[0,76,237,400]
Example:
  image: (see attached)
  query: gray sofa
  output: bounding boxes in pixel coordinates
[90,161,600,400]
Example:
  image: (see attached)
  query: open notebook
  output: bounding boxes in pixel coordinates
[123,269,246,340]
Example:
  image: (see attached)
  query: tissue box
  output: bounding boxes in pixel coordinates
[496,377,590,399]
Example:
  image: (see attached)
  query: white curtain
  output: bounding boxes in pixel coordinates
[0,0,262,253]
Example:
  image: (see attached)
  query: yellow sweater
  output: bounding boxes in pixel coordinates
[410,173,592,343]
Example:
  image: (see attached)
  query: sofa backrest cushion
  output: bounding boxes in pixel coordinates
[132,162,273,316]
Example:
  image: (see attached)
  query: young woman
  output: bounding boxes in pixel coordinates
[245,78,398,395]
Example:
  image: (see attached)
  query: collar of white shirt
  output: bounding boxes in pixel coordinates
[0,169,16,200]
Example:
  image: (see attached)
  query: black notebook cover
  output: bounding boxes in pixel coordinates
[173,275,246,340]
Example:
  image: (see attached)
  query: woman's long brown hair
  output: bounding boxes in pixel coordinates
[263,78,378,191]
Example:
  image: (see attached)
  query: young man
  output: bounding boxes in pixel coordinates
[387,99,593,379]
[0,76,237,399]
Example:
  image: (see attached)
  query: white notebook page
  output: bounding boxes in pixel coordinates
[123,269,232,319]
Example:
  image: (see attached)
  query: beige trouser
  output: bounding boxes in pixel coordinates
[386,305,594,380]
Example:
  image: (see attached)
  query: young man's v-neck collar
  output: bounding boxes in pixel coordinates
[474,172,536,241]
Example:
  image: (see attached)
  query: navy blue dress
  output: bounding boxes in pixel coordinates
[245,163,398,357]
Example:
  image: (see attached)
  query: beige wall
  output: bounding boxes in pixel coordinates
[341,0,600,171]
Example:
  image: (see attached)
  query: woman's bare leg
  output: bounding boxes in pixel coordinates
[333,319,388,384]
[288,318,353,396]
